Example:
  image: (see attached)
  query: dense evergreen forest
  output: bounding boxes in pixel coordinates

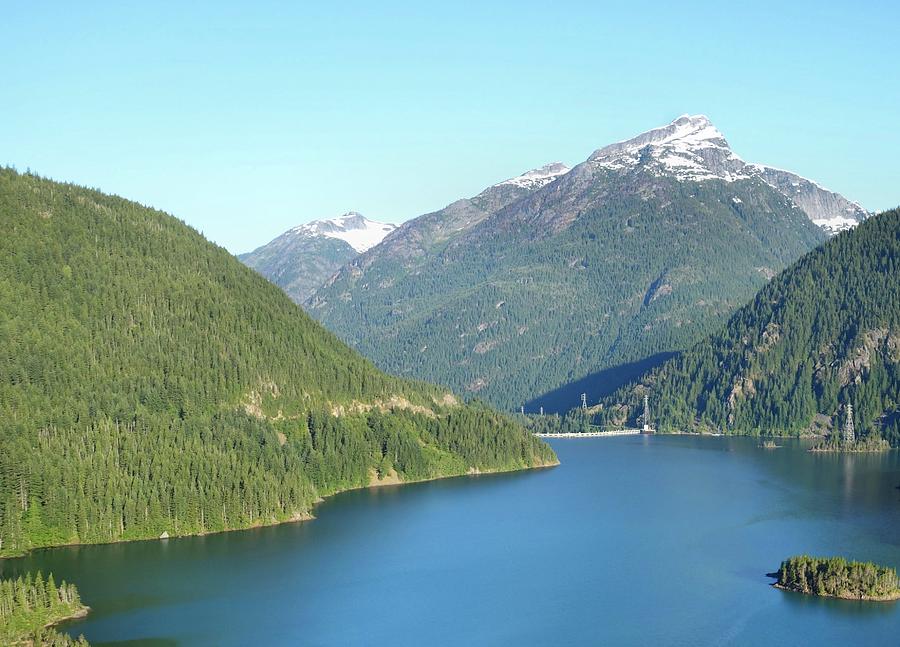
[311,174,824,411]
[0,571,89,645]
[775,556,900,600]
[606,209,900,443]
[518,411,595,435]
[0,168,555,557]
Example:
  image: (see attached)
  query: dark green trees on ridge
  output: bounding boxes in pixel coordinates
[0,167,554,557]
[607,209,900,443]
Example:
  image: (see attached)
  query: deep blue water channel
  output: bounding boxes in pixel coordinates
[3,436,900,646]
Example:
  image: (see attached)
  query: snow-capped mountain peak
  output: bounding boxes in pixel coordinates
[588,114,747,181]
[579,115,867,233]
[291,212,397,252]
[590,114,727,159]
[496,162,571,189]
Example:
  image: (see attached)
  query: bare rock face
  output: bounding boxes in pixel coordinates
[838,328,899,386]
[751,166,868,235]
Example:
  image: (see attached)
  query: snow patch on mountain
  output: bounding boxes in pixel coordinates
[584,115,868,233]
[589,115,751,182]
[291,212,397,252]
[496,162,571,189]
[746,164,868,235]
[811,215,860,235]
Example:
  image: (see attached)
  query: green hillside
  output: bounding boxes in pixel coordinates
[0,168,554,557]
[311,175,824,411]
[608,209,900,443]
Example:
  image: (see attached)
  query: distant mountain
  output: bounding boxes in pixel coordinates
[495,161,571,190]
[0,168,554,557]
[240,212,396,303]
[308,116,850,411]
[586,115,868,234]
[341,162,570,273]
[608,208,900,444]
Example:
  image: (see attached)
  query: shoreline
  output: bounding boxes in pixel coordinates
[808,445,893,454]
[772,582,900,602]
[48,605,91,629]
[0,458,559,560]
[668,431,823,439]
[808,448,893,453]
[362,458,559,491]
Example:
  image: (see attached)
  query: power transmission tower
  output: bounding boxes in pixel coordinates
[642,394,651,432]
[843,402,855,444]
[581,393,587,410]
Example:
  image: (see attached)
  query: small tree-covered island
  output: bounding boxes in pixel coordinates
[0,572,89,645]
[808,403,892,452]
[772,556,900,601]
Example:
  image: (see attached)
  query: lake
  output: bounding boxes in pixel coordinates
[3,436,899,646]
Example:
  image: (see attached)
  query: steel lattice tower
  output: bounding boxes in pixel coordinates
[642,394,651,432]
[843,402,855,444]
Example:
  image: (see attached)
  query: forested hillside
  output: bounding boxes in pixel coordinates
[311,164,824,411]
[305,117,878,412]
[608,209,900,443]
[0,168,554,557]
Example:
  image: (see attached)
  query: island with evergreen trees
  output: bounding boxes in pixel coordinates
[808,435,892,453]
[809,403,892,452]
[772,556,900,601]
[0,572,89,645]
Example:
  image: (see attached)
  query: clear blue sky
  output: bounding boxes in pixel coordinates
[2,1,898,253]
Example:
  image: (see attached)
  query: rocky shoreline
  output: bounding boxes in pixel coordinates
[772,582,900,602]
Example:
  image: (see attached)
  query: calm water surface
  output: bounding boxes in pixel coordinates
[3,436,900,646]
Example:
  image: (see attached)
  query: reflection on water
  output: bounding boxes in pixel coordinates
[2,436,898,646]
[94,640,177,647]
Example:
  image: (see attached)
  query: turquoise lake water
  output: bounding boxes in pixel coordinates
[3,436,899,646]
